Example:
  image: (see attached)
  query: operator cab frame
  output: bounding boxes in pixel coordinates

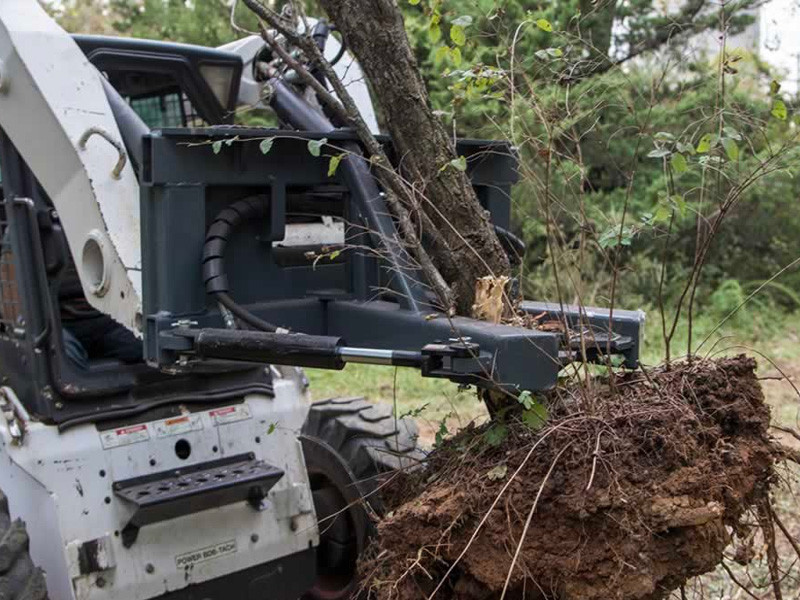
[74,35,243,128]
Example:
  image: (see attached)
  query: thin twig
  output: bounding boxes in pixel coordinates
[500,443,573,599]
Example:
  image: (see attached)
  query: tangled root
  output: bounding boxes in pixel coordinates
[360,356,782,600]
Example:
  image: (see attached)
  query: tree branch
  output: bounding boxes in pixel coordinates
[242,0,454,310]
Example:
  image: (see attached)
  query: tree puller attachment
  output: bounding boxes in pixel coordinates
[0,3,644,600]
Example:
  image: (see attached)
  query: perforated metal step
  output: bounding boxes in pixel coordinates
[114,453,283,546]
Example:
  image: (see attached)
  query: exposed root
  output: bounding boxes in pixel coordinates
[755,498,783,600]
[772,442,800,465]
[360,356,781,600]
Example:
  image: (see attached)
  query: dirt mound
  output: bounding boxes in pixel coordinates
[360,356,778,600]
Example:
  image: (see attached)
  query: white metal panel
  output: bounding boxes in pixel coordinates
[0,1,142,332]
[0,380,317,600]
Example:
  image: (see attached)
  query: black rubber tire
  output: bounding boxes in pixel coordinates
[301,397,425,600]
[302,396,426,511]
[0,491,48,600]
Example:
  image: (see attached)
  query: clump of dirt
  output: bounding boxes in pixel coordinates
[360,356,780,600]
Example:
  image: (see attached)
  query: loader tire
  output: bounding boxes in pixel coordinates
[301,397,425,600]
[302,396,426,512]
[0,491,48,600]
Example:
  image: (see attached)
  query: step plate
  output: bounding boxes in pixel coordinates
[114,453,284,530]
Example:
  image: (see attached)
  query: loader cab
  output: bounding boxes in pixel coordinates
[73,35,243,128]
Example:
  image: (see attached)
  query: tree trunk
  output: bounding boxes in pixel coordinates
[318,0,511,314]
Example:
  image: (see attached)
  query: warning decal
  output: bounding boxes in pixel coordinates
[209,404,251,426]
[175,540,238,569]
[99,424,150,449]
[153,414,204,438]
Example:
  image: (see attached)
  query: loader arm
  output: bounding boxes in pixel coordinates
[0,1,142,333]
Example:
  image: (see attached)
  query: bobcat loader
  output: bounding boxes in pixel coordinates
[0,3,643,599]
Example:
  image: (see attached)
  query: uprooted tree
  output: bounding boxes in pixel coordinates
[238,1,800,599]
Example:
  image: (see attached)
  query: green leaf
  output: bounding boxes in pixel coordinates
[450,24,466,46]
[598,225,634,249]
[546,47,563,57]
[435,420,449,447]
[259,137,274,155]
[771,99,787,121]
[434,45,450,63]
[670,152,688,173]
[428,22,442,43]
[653,131,676,142]
[486,464,508,481]
[452,15,473,26]
[770,79,781,95]
[522,402,548,430]
[676,141,696,155]
[307,137,328,157]
[224,136,237,146]
[328,249,341,261]
[669,194,688,218]
[722,126,742,141]
[517,390,535,410]
[647,148,671,159]
[409,0,421,4]
[450,47,462,66]
[484,423,508,447]
[696,133,714,154]
[267,422,277,435]
[535,18,553,32]
[722,138,739,161]
[212,140,223,154]
[448,155,467,171]
[652,204,672,224]
[328,153,344,177]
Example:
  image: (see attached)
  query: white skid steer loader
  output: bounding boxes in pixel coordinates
[0,2,644,600]
[0,4,422,599]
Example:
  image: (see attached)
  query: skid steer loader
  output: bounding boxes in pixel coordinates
[0,3,644,599]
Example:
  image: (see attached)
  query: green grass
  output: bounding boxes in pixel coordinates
[307,364,476,425]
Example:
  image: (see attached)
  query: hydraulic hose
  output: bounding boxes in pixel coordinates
[215,292,278,333]
[202,197,279,333]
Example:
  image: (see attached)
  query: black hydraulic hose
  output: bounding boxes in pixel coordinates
[202,197,279,333]
[215,292,278,333]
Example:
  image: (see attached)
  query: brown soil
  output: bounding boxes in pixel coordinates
[360,356,779,600]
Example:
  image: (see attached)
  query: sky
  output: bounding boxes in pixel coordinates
[760,0,800,92]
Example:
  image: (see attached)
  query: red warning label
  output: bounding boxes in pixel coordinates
[209,404,252,426]
[99,424,150,449]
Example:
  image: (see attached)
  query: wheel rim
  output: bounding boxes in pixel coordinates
[301,435,370,600]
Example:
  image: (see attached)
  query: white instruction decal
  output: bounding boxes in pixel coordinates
[209,404,251,426]
[153,414,204,438]
[175,540,237,569]
[100,424,150,449]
